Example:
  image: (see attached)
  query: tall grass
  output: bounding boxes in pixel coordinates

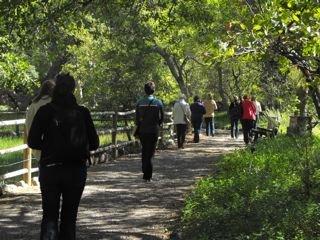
[181,135,320,239]
[0,137,24,149]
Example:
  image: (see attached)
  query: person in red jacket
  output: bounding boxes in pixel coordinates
[241,95,256,144]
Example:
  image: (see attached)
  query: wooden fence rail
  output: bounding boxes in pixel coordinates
[0,109,174,185]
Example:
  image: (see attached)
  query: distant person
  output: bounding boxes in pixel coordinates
[190,95,206,143]
[173,93,191,149]
[228,96,242,139]
[251,96,262,128]
[241,95,256,145]
[25,80,55,160]
[135,81,164,182]
[203,93,217,136]
[28,73,99,240]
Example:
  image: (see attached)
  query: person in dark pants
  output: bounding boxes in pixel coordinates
[203,93,217,136]
[173,93,191,149]
[28,73,99,240]
[241,95,256,145]
[190,95,206,143]
[135,81,164,181]
[228,96,242,139]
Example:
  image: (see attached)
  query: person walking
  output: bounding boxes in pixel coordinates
[228,96,242,139]
[190,95,206,143]
[135,81,164,181]
[203,93,217,137]
[251,96,262,129]
[25,79,55,160]
[27,73,99,240]
[241,95,256,145]
[173,93,191,149]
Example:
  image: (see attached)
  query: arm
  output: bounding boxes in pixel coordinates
[25,104,36,136]
[202,104,206,115]
[27,107,46,150]
[83,107,100,151]
[213,100,218,111]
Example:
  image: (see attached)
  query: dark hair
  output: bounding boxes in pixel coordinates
[144,81,155,95]
[53,73,76,97]
[243,95,249,100]
[194,95,200,102]
[33,80,55,103]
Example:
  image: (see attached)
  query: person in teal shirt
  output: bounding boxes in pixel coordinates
[135,81,164,181]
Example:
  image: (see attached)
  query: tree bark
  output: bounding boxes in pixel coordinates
[271,39,320,118]
[297,87,308,117]
[152,45,190,98]
[216,63,229,110]
[42,55,68,82]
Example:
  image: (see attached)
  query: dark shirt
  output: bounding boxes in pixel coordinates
[190,101,206,122]
[27,94,99,165]
[228,101,242,120]
[135,95,164,134]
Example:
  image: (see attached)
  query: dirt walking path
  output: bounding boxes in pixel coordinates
[0,131,244,240]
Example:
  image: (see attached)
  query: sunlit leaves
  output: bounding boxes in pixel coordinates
[0,52,39,92]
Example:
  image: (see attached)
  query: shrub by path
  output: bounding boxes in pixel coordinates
[0,131,243,240]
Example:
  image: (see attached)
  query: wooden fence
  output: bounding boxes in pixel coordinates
[0,110,174,185]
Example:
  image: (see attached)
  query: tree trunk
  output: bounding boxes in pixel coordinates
[152,45,190,98]
[216,63,229,110]
[297,87,308,117]
[271,40,320,118]
[42,55,68,82]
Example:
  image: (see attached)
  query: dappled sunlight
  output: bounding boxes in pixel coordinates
[0,132,243,239]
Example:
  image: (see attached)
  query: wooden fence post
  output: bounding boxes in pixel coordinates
[112,112,118,159]
[15,110,21,136]
[23,126,32,185]
[124,115,132,141]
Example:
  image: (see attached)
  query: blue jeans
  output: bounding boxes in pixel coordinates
[204,117,215,136]
[39,164,87,240]
[192,120,202,143]
[230,119,239,138]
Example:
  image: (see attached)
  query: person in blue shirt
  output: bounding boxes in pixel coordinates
[135,81,164,181]
[190,95,206,143]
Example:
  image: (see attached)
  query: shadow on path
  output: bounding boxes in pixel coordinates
[0,132,243,240]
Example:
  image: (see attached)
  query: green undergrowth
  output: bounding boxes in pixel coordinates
[214,111,229,130]
[0,136,23,149]
[181,135,320,240]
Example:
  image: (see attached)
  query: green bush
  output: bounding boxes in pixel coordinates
[181,135,320,239]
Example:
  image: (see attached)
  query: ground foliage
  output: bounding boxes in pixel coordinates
[182,135,320,239]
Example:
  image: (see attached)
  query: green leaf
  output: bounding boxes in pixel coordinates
[253,25,262,31]
[292,14,299,22]
[240,23,247,30]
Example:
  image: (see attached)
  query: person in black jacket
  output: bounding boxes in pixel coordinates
[228,96,242,139]
[190,95,206,143]
[28,73,99,240]
[135,81,164,182]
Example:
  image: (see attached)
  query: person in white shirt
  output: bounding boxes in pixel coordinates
[251,96,262,128]
[25,79,55,160]
[173,93,191,149]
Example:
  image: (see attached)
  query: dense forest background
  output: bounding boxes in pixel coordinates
[0,0,319,116]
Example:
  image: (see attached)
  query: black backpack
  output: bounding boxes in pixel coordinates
[48,103,90,163]
[229,103,242,119]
